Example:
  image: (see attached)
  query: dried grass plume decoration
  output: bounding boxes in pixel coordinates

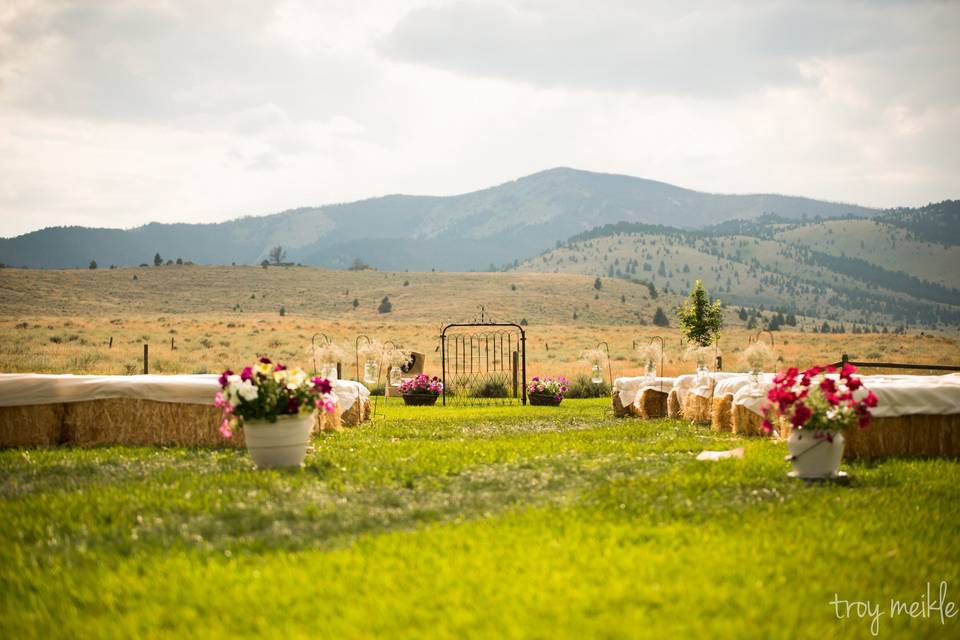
[636,343,663,366]
[579,347,607,364]
[357,340,384,362]
[384,347,411,367]
[313,341,348,365]
[683,345,713,366]
[740,342,776,371]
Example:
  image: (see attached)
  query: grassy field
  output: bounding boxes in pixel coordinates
[1,266,958,380]
[2,400,958,638]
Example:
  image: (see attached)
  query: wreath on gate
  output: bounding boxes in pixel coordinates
[401,352,418,373]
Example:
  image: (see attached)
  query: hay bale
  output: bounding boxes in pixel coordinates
[0,404,65,447]
[314,407,343,433]
[711,395,734,433]
[639,389,668,419]
[612,391,629,418]
[668,390,681,419]
[340,397,371,427]
[683,393,712,424]
[64,398,237,447]
[843,414,960,460]
[732,404,766,437]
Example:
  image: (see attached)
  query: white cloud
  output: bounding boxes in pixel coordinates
[0,0,957,237]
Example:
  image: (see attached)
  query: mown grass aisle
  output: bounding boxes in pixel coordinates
[2,399,958,638]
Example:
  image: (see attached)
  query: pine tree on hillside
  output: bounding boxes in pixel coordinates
[653,307,669,327]
[676,280,723,347]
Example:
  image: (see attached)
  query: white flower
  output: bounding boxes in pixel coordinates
[237,379,259,402]
[273,369,288,384]
[255,362,272,376]
[285,369,306,390]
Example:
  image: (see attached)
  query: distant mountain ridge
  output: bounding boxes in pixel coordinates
[0,167,881,270]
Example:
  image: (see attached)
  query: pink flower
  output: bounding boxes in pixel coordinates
[219,419,233,439]
[274,363,287,372]
[240,366,253,381]
[803,365,823,378]
[791,403,812,427]
[312,377,333,394]
[214,391,225,407]
[218,369,234,387]
[864,390,878,407]
[761,418,773,433]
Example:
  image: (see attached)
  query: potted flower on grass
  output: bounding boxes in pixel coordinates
[398,374,443,405]
[527,376,568,406]
[762,363,877,479]
[216,357,338,468]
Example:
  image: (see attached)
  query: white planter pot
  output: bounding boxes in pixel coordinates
[787,429,844,478]
[243,413,315,469]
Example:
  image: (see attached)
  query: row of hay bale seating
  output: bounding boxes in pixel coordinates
[0,374,371,448]
[614,371,960,459]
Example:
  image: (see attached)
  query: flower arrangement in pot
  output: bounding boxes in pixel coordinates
[216,357,337,469]
[762,363,877,479]
[527,376,568,406]
[397,374,443,406]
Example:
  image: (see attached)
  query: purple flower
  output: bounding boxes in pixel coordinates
[240,366,253,381]
[312,377,333,394]
[259,357,272,365]
[287,396,301,413]
[218,369,233,387]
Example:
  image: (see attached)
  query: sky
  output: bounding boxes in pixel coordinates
[1,0,958,237]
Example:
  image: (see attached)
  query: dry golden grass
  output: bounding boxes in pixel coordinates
[0,266,958,379]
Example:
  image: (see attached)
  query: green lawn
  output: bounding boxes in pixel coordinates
[2,399,958,638]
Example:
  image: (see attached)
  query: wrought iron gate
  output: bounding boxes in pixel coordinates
[440,323,527,406]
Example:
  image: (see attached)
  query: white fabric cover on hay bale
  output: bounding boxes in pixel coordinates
[734,373,960,455]
[0,374,373,448]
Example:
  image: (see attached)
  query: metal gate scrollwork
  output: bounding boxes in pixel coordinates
[440,323,527,406]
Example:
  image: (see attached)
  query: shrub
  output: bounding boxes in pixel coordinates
[563,374,611,399]
[378,296,392,314]
[473,379,509,398]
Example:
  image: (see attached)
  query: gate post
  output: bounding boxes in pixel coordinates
[512,351,519,398]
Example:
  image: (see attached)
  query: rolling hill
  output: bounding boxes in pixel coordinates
[0,168,877,271]
[512,212,960,328]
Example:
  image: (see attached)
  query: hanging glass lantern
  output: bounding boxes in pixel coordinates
[320,362,338,381]
[363,360,378,384]
[748,367,763,396]
[591,363,603,384]
[644,360,656,382]
[695,364,710,387]
[389,366,402,387]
